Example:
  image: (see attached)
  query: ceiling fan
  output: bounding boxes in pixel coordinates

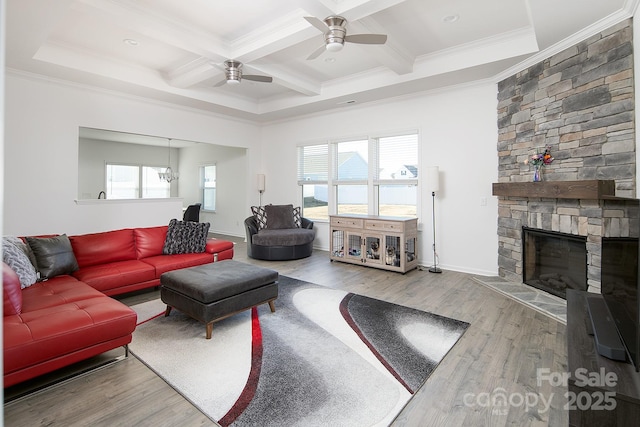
[304,15,387,60]
[214,60,273,86]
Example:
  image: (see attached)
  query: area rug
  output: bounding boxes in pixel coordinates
[129,276,469,426]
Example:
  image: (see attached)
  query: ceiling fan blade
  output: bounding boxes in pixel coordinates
[304,16,328,32]
[243,75,273,83]
[307,44,327,60]
[345,34,387,45]
[213,79,227,87]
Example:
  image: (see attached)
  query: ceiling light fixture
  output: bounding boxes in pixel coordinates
[158,138,179,183]
[442,14,459,23]
[326,41,344,52]
[123,38,139,46]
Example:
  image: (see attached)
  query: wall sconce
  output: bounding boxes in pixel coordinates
[258,174,266,205]
[427,166,441,273]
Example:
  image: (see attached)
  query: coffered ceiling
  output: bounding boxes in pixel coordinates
[5,0,636,122]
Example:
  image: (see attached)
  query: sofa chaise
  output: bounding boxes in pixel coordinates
[3,223,234,387]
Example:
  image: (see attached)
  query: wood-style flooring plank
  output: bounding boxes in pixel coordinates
[3,236,568,426]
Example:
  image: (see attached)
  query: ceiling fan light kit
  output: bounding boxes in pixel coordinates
[326,41,344,52]
[305,15,387,60]
[214,15,387,86]
[214,60,272,87]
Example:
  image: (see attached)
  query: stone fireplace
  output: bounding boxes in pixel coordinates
[493,181,639,293]
[495,19,636,294]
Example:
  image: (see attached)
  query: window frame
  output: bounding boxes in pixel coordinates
[200,164,217,212]
[297,143,330,221]
[297,131,419,221]
[105,162,171,200]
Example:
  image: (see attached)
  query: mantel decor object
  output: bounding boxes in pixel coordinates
[524,146,553,182]
[533,165,541,182]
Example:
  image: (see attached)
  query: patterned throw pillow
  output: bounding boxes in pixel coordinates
[293,206,302,228]
[4,236,37,266]
[162,219,210,255]
[2,238,38,288]
[251,206,268,230]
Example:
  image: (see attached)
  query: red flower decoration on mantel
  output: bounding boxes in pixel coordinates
[524,146,553,182]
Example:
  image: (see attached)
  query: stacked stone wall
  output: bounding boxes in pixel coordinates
[496,19,636,292]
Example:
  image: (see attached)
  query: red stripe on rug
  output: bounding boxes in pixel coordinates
[136,311,165,326]
[218,306,263,427]
[339,293,414,394]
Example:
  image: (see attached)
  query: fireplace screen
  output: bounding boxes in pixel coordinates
[522,227,587,299]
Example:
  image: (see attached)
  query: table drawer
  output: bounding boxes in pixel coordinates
[331,217,363,228]
[365,220,404,232]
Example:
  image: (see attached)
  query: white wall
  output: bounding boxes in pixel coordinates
[4,73,499,275]
[178,143,248,236]
[4,73,260,236]
[261,82,500,276]
[78,138,181,199]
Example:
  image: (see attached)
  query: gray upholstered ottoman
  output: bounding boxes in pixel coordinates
[160,260,278,339]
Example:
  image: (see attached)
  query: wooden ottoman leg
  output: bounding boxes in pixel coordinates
[165,305,172,316]
[206,322,213,339]
[268,300,276,313]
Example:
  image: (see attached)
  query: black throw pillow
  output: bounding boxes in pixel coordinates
[25,234,79,280]
[163,219,211,255]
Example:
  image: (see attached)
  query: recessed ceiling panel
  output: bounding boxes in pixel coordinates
[5,0,633,122]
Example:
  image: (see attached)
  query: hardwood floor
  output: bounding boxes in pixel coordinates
[3,236,568,426]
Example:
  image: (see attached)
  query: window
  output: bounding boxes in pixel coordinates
[373,134,418,217]
[142,166,170,198]
[106,164,170,199]
[333,139,368,215]
[297,144,328,220]
[201,165,216,211]
[297,132,418,220]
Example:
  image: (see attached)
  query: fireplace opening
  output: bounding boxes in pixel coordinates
[522,227,588,299]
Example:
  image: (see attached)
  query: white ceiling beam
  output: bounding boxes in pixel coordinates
[329,0,410,21]
[166,9,321,90]
[349,17,414,75]
[249,64,321,96]
[165,58,221,89]
[228,9,318,62]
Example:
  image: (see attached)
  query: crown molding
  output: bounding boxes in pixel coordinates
[494,3,637,83]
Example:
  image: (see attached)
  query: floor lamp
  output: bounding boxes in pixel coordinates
[258,174,265,205]
[427,166,442,273]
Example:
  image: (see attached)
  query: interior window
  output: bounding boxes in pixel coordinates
[106,163,170,199]
[201,164,216,211]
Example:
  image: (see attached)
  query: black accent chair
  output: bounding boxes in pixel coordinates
[183,203,201,222]
[244,215,315,261]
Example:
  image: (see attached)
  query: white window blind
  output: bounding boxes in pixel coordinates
[373,133,418,182]
[332,139,368,182]
[297,144,328,183]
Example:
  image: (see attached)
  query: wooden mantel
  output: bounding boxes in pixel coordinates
[492,180,616,200]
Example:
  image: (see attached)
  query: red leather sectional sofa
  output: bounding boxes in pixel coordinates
[3,225,234,387]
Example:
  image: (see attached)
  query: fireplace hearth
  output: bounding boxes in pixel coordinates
[522,227,588,299]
